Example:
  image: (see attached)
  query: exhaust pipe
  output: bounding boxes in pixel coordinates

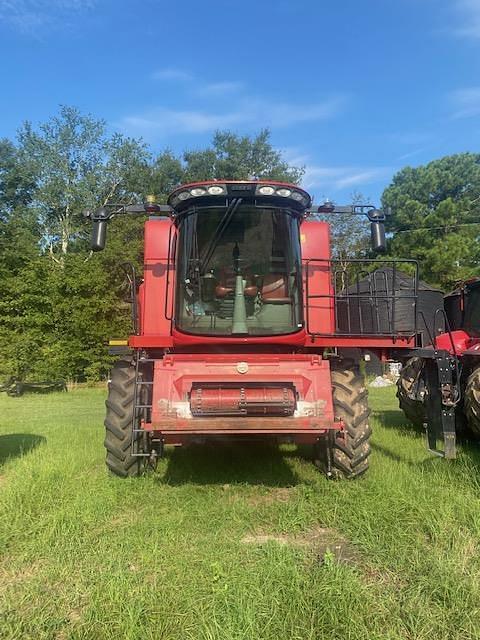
[231,242,248,334]
[232,274,248,334]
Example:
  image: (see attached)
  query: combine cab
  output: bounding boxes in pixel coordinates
[88,181,421,478]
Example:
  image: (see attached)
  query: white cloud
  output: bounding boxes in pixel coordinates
[449,87,480,118]
[151,68,193,82]
[301,164,392,194]
[0,0,93,33]
[197,81,245,96]
[396,148,426,161]
[449,0,480,38]
[118,96,346,138]
[121,108,244,136]
[150,72,244,97]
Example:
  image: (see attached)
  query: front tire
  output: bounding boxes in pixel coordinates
[464,367,480,438]
[396,357,425,428]
[104,359,143,477]
[328,362,372,479]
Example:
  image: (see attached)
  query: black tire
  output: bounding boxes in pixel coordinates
[104,359,143,478]
[328,362,372,479]
[464,367,480,438]
[396,357,425,428]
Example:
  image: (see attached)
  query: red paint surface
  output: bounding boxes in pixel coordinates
[301,220,335,335]
[150,354,335,433]
[141,219,175,338]
[435,330,473,354]
[190,386,296,416]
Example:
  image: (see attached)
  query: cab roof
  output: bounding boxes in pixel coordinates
[167,180,312,214]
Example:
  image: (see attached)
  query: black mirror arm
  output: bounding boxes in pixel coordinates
[84,203,172,221]
[306,202,388,253]
[85,202,173,252]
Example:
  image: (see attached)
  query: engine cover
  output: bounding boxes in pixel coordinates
[190,385,296,417]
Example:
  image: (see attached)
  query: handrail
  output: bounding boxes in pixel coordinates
[120,262,139,335]
[304,258,419,338]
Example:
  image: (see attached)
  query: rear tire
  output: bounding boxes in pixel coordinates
[464,367,480,438]
[328,361,371,479]
[396,357,425,428]
[104,359,143,478]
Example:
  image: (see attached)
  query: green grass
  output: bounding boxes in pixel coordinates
[1,386,480,639]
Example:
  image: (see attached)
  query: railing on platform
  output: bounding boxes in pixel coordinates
[304,259,419,338]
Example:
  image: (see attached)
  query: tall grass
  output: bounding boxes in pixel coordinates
[1,387,480,639]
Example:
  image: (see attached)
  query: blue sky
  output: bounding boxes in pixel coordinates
[0,0,479,204]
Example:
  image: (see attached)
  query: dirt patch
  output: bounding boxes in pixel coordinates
[241,525,359,565]
[55,606,85,640]
[0,559,44,595]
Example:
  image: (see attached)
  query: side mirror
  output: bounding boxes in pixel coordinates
[371,221,386,252]
[368,209,386,252]
[91,219,107,251]
[90,207,108,252]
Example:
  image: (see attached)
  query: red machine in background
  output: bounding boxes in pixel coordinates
[398,279,480,446]
[88,180,423,479]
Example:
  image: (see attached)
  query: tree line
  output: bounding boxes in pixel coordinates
[0,105,479,381]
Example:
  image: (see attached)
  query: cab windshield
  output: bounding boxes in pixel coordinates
[175,205,303,336]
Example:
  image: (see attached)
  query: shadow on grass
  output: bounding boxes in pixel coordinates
[161,441,304,487]
[372,407,480,473]
[372,408,424,436]
[0,433,46,467]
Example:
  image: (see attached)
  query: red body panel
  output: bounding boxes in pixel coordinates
[461,342,480,356]
[170,327,306,347]
[435,330,474,354]
[140,219,175,338]
[148,354,336,438]
[301,220,335,335]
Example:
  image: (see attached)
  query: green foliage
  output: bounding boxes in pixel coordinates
[183,129,304,183]
[0,253,130,381]
[318,191,371,261]
[0,109,303,382]
[382,153,480,289]
[16,105,150,258]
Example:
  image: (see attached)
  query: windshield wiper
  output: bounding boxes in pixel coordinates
[200,198,243,274]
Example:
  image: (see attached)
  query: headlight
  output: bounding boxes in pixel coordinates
[177,191,190,200]
[190,187,206,197]
[258,185,276,195]
[207,185,225,195]
[276,188,292,197]
[291,191,308,205]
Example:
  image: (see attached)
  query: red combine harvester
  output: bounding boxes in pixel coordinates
[87,180,424,479]
[398,279,480,447]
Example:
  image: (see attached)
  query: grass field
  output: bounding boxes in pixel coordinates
[1,386,480,639]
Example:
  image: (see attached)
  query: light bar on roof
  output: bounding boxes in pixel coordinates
[254,184,309,206]
[169,182,311,209]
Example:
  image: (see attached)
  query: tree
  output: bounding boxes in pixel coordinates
[382,153,480,289]
[316,191,371,263]
[183,129,304,183]
[0,110,306,382]
[0,139,35,217]
[17,106,150,261]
